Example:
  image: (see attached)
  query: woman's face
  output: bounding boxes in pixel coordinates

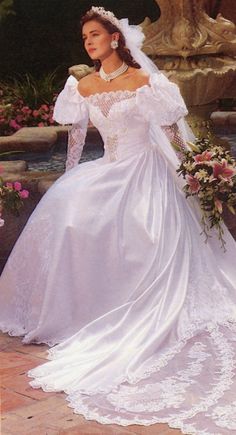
[82,20,118,61]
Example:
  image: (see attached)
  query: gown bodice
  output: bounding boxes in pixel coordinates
[87,88,151,162]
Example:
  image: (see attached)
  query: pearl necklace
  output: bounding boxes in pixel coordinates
[99,62,128,82]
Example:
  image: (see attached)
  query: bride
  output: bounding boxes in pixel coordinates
[1,6,236,434]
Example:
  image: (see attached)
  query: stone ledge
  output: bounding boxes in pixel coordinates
[0,126,68,153]
[211,111,236,127]
[0,160,28,173]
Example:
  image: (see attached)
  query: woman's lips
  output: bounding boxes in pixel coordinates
[88,48,96,53]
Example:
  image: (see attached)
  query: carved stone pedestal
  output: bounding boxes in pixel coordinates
[141,0,236,140]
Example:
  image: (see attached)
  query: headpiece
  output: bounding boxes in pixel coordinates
[89,6,122,31]
[88,6,145,52]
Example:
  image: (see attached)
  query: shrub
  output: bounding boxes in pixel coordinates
[0,71,60,135]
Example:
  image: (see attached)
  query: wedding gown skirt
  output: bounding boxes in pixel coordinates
[27,146,236,435]
[0,74,236,434]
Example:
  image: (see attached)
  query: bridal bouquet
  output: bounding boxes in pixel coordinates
[177,136,236,250]
[0,166,29,227]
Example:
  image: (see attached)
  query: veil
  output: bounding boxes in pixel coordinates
[120,17,236,272]
[119,18,195,185]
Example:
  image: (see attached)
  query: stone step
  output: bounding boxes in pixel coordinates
[0,126,68,153]
[211,111,236,128]
[0,160,28,173]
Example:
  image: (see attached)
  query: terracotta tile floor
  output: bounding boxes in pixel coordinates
[0,332,183,435]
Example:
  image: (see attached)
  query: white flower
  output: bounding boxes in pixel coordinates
[183,161,195,171]
[195,169,209,181]
[0,217,4,227]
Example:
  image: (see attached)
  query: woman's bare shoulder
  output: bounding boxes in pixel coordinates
[125,68,150,88]
[77,72,99,97]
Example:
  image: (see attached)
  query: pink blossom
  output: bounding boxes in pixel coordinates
[49,118,54,124]
[40,104,49,112]
[194,150,213,164]
[16,114,23,123]
[214,198,223,214]
[9,119,21,130]
[213,159,236,181]
[41,113,49,120]
[37,122,44,127]
[6,182,13,189]
[33,110,39,118]
[19,189,29,199]
[14,181,22,191]
[186,174,200,193]
[21,106,31,114]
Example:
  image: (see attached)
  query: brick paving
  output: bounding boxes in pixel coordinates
[0,332,182,435]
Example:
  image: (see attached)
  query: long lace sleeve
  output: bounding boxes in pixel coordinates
[52,75,89,171]
[66,123,87,171]
[162,123,188,160]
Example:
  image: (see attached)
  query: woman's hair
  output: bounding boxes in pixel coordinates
[80,11,141,71]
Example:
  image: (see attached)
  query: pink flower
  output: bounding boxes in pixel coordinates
[186,174,200,193]
[19,189,29,199]
[37,122,44,127]
[41,113,49,120]
[40,104,49,112]
[214,198,223,214]
[9,119,21,130]
[194,150,213,164]
[21,106,31,114]
[5,182,13,189]
[14,181,22,191]
[213,159,236,181]
[33,110,39,118]
[16,114,23,123]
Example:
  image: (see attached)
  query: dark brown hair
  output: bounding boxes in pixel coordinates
[80,11,141,71]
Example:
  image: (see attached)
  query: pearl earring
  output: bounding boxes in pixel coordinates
[111,40,118,49]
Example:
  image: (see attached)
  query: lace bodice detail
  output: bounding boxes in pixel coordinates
[53,72,188,169]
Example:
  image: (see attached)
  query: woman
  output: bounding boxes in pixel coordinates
[1,6,236,433]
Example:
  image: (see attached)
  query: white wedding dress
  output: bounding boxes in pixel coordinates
[1,72,236,434]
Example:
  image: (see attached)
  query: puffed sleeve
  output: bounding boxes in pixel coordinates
[53,75,89,125]
[137,72,188,126]
[53,75,89,171]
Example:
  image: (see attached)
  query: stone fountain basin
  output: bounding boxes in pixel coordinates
[167,64,236,107]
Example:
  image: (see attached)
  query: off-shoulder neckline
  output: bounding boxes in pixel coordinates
[83,83,151,101]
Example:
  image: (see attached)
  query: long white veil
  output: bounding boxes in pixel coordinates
[120,18,195,185]
[120,18,236,280]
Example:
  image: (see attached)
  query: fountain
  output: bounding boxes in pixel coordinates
[141,0,236,138]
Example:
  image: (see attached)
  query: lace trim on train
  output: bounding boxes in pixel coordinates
[28,320,236,435]
[64,322,236,435]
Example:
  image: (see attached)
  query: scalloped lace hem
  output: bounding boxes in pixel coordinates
[28,319,236,435]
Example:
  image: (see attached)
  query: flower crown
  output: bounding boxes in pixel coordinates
[89,6,122,31]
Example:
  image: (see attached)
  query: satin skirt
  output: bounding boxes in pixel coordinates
[0,146,236,434]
